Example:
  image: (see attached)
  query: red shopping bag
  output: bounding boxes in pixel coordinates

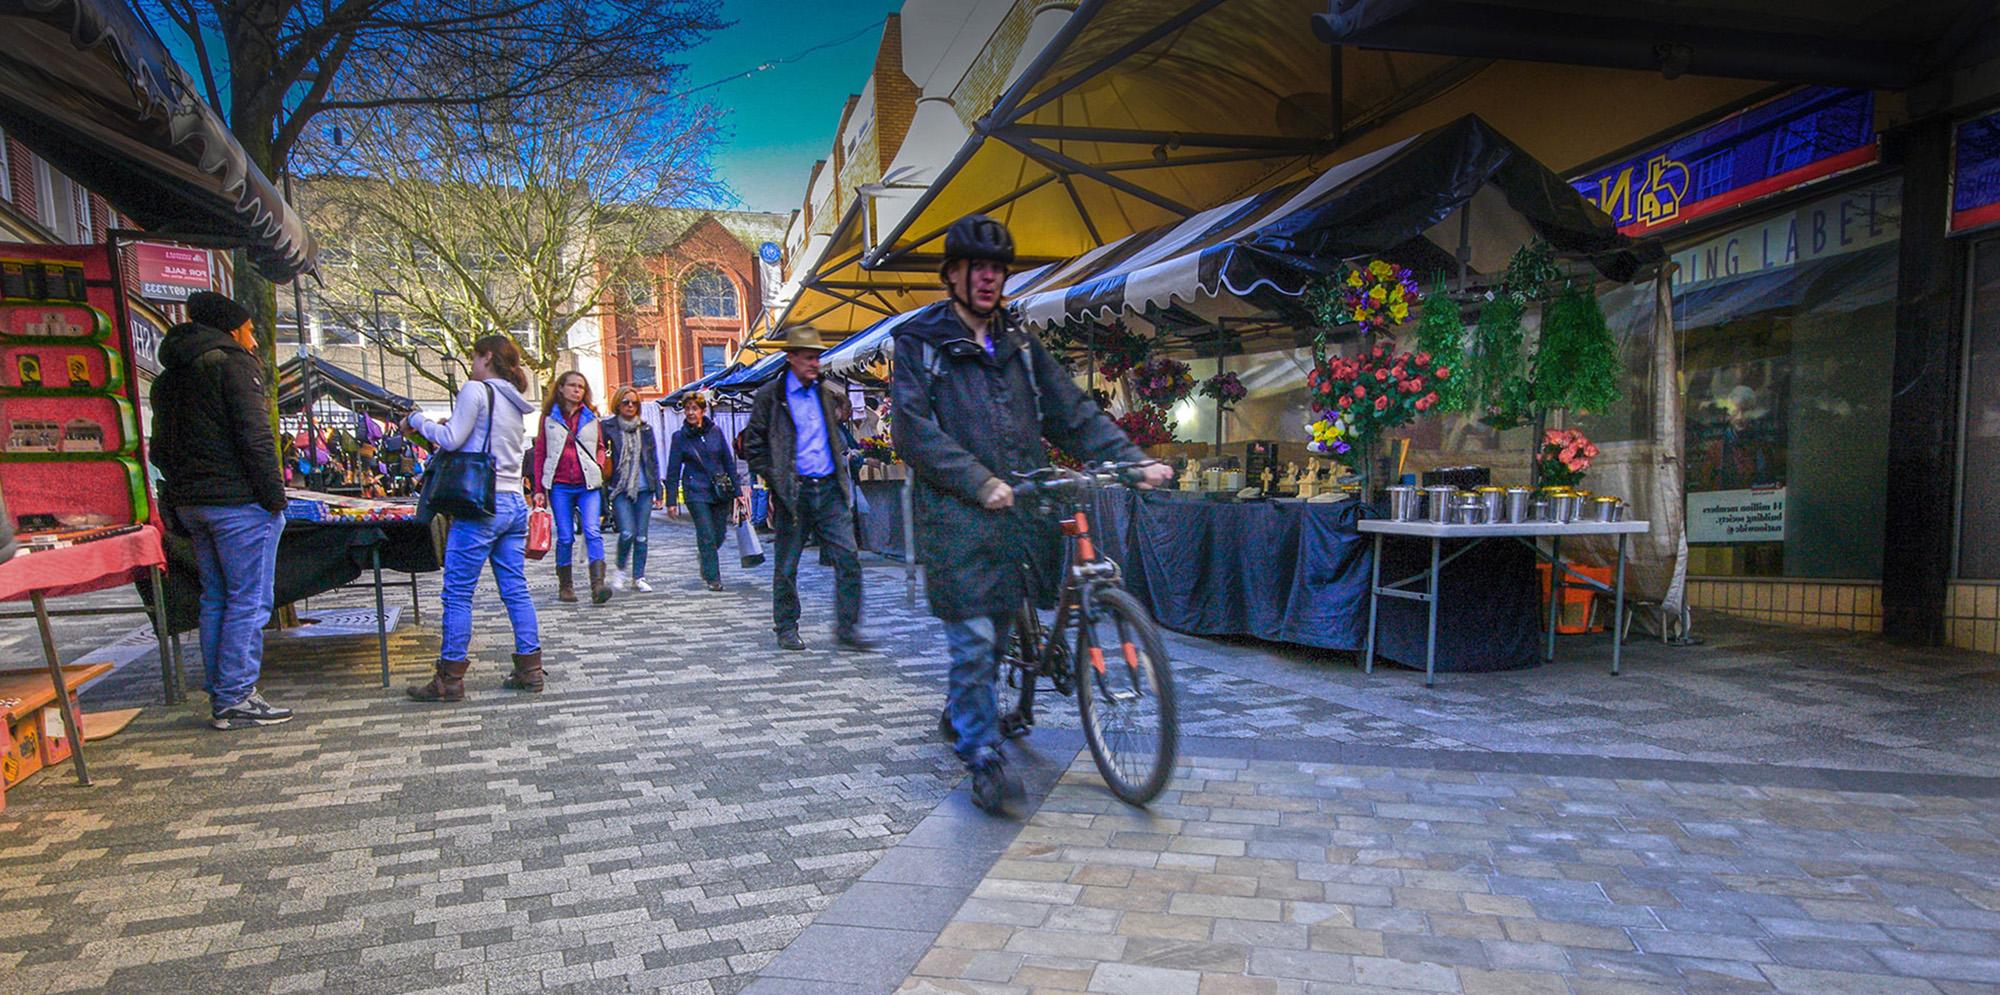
[525,503,554,560]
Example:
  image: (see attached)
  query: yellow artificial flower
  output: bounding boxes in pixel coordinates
[1389,284,1405,300]
[1368,285,1387,303]
[1346,271,1365,288]
[1368,260,1393,278]
[1389,302,1410,321]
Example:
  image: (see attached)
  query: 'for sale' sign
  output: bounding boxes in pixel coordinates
[133,243,212,302]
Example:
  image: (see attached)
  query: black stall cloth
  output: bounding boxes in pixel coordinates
[155,519,438,634]
[1085,490,1541,673]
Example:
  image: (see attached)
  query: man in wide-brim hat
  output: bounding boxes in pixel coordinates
[744,325,878,652]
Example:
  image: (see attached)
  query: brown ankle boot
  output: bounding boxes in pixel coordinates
[589,560,612,604]
[407,658,470,702]
[501,650,544,692]
[557,565,577,603]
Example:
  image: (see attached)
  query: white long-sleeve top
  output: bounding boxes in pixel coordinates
[406,378,537,495]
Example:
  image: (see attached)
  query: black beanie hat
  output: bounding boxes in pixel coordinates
[187,291,252,332]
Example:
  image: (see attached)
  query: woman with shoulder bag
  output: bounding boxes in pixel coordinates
[528,370,614,604]
[604,386,663,592]
[403,335,544,700]
[665,393,749,591]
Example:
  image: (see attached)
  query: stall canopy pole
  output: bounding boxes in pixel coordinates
[284,173,321,471]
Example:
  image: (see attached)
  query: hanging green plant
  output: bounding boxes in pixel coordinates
[1466,291,1532,429]
[1501,240,1562,304]
[1412,296,1470,413]
[1532,284,1622,415]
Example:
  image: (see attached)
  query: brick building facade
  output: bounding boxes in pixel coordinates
[602,211,787,398]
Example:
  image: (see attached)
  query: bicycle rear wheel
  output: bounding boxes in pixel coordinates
[1073,586,1178,806]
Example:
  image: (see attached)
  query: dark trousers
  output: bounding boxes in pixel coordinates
[686,497,731,583]
[772,476,862,635]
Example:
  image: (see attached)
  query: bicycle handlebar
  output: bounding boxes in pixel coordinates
[1010,460,1159,503]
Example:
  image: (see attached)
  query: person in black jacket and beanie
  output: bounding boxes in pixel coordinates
[149,292,295,730]
[664,392,748,591]
[892,215,1171,812]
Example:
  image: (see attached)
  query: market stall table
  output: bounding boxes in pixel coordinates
[0,525,175,786]
[159,505,438,689]
[1085,489,1544,672]
[1358,519,1651,686]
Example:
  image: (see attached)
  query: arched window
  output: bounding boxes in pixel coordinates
[681,265,738,318]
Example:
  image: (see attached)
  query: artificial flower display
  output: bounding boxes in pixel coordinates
[1129,356,1196,406]
[1342,259,1423,329]
[1536,428,1599,487]
[1197,371,1248,409]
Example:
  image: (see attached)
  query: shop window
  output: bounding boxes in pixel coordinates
[629,344,657,387]
[700,343,727,376]
[1678,180,1900,580]
[681,266,737,318]
[1692,149,1735,202]
[1957,239,2000,578]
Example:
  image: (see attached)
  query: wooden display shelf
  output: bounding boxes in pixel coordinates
[0,663,111,721]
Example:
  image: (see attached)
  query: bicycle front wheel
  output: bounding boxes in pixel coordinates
[1073,586,1178,806]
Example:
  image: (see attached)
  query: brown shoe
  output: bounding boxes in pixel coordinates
[557,565,577,603]
[589,560,613,604]
[407,658,470,702]
[501,650,544,693]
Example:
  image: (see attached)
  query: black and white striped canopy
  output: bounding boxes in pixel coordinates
[1008,116,1649,331]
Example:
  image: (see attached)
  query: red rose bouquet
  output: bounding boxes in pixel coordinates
[1114,406,1178,447]
[1305,343,1447,443]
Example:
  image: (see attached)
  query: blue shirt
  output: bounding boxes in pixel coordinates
[785,371,835,478]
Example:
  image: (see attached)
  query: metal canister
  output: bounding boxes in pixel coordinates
[1529,498,1550,522]
[1554,492,1584,524]
[1386,485,1421,521]
[1610,499,1627,522]
[1476,486,1506,523]
[1505,486,1532,524]
[1449,492,1485,525]
[1590,495,1620,522]
[1424,485,1456,524]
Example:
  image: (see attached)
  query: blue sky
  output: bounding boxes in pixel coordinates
[686,0,906,215]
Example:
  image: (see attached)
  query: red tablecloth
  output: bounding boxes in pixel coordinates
[0,525,167,602]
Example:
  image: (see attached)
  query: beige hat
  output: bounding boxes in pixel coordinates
[779,325,830,353]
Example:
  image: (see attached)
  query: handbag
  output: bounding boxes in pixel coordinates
[686,424,736,504]
[735,518,765,568]
[415,383,497,523]
[525,502,554,560]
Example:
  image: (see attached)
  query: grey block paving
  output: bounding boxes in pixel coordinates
[5,516,2000,993]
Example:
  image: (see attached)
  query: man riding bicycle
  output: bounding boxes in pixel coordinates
[891,214,1174,814]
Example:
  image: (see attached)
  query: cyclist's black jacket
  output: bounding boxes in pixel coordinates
[891,301,1142,621]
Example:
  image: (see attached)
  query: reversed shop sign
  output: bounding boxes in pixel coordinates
[1572,87,1877,237]
[132,243,212,302]
[1951,110,2000,235]
[1666,179,1899,293]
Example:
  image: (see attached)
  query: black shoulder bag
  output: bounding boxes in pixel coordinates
[416,382,497,522]
[685,424,736,504]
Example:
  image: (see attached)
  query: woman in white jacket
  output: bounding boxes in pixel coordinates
[403,335,544,700]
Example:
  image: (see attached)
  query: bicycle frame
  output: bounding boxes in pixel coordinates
[1008,504,1124,727]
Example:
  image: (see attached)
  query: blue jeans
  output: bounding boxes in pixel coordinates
[685,497,730,583]
[771,477,862,635]
[611,491,655,578]
[180,503,284,710]
[549,483,604,566]
[943,613,1015,768]
[440,491,540,661]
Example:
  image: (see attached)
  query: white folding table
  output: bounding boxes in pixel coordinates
[1356,519,1651,686]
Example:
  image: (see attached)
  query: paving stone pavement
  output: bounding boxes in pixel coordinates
[4,516,2000,993]
[897,750,2000,995]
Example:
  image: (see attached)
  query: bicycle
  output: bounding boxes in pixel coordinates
[993,460,1180,806]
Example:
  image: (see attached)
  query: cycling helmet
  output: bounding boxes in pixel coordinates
[942,214,1015,265]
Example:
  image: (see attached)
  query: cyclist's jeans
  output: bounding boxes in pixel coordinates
[943,613,1015,768]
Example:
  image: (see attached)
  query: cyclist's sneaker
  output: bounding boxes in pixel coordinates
[938,709,957,744]
[969,753,1023,815]
[210,689,294,730]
